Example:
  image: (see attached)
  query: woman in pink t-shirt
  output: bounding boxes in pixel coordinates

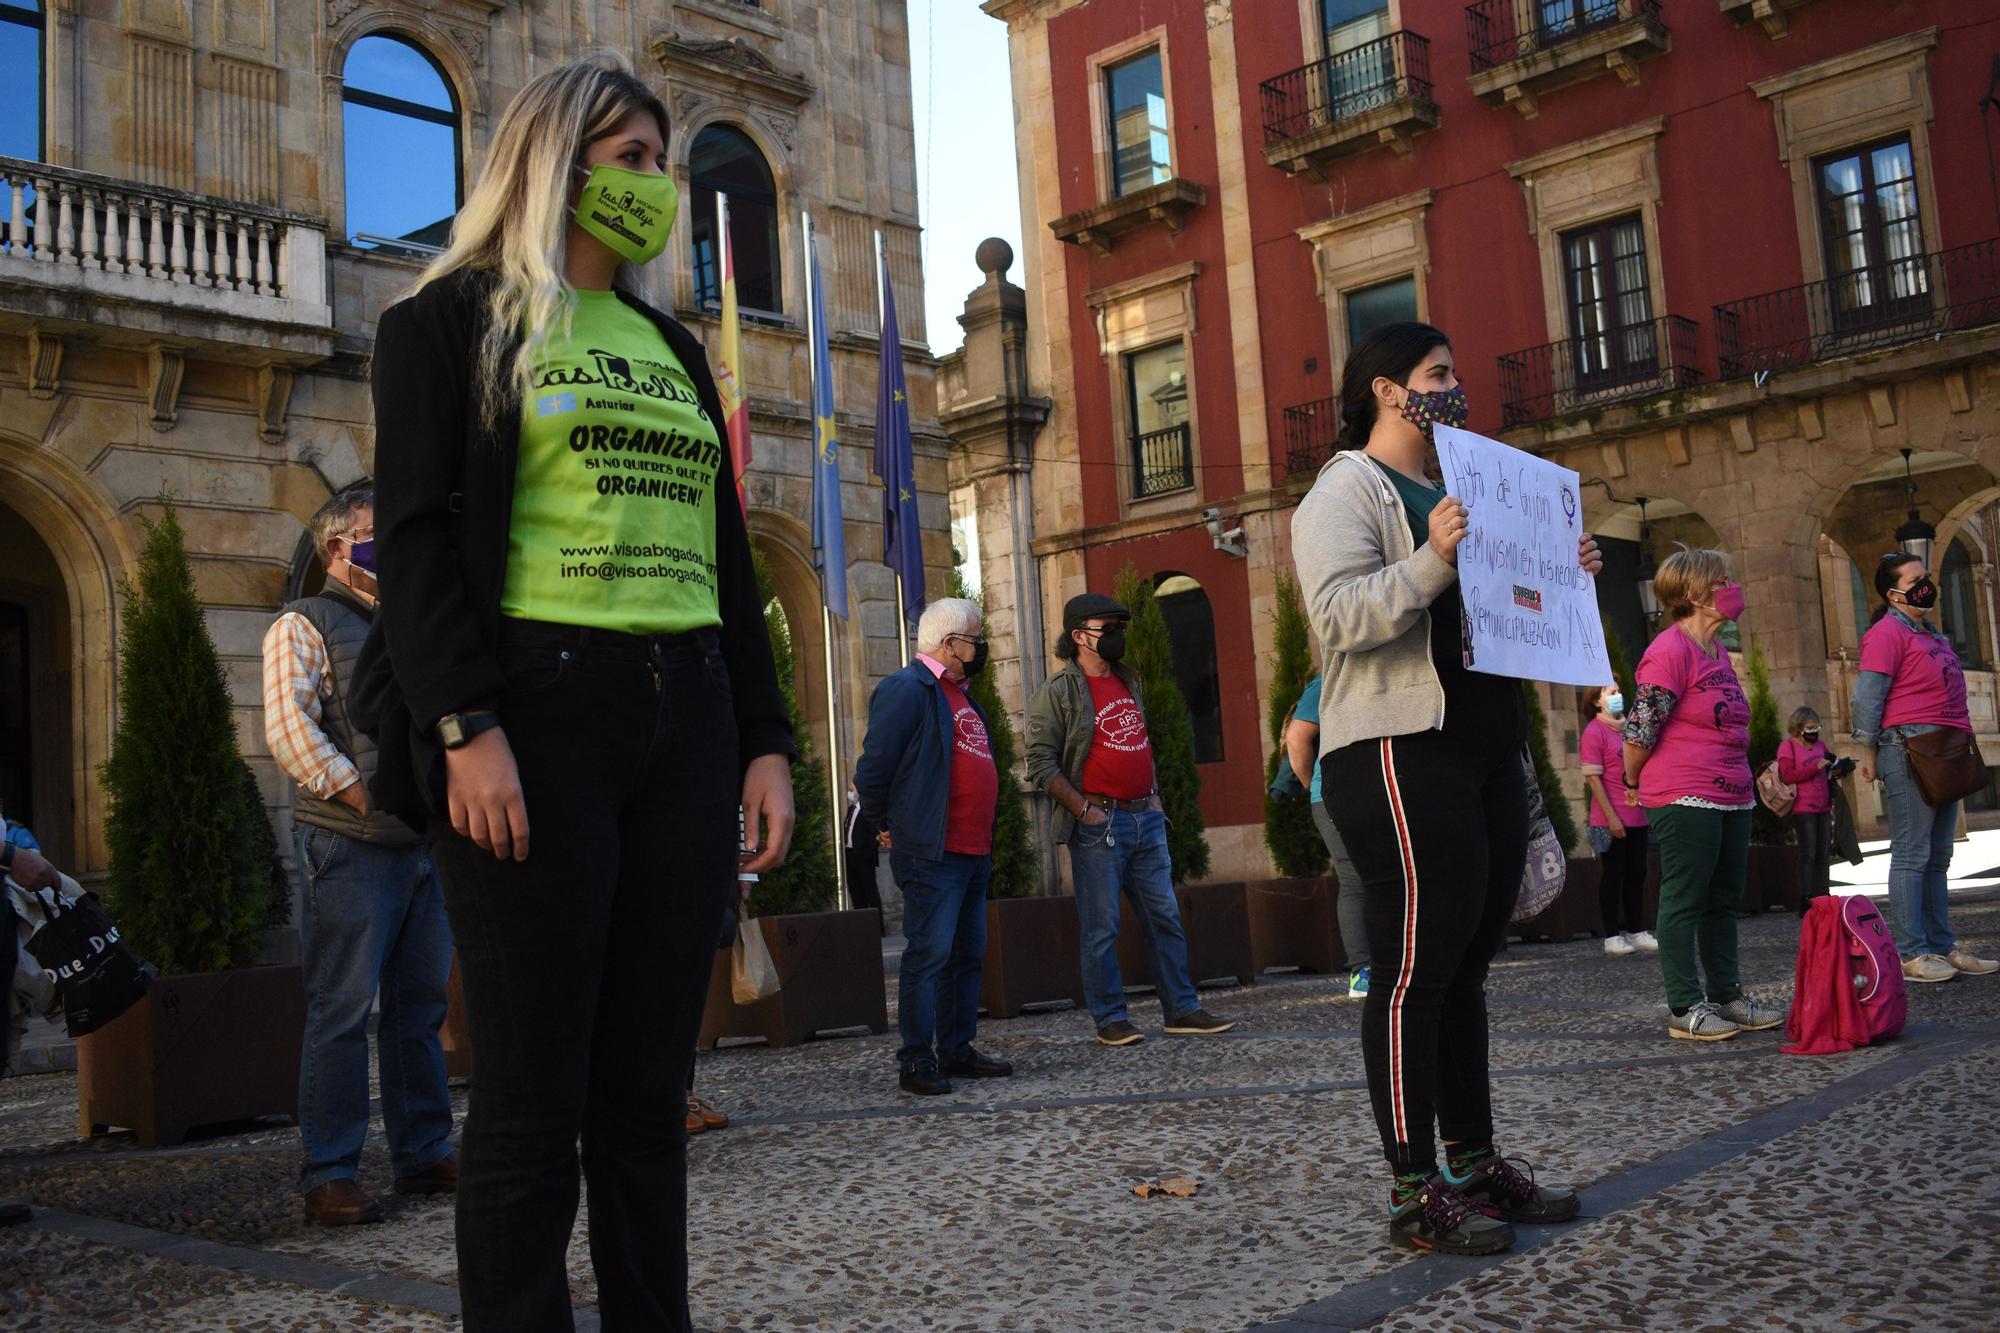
[1620,548,1786,1043]
[1776,706,1835,911]
[1578,684,1654,957]
[1853,553,1998,982]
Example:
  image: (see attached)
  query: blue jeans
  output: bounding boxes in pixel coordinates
[1879,742,1960,958]
[1067,808,1198,1028]
[295,824,455,1193]
[892,848,990,1070]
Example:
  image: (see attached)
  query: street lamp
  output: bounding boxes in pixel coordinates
[1634,496,1661,625]
[1895,447,1938,569]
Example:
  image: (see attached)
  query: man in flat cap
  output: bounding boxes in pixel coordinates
[1024,593,1234,1046]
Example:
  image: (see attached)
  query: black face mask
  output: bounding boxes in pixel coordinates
[1900,577,1939,611]
[959,638,989,678]
[1090,624,1128,663]
[1803,729,1821,742]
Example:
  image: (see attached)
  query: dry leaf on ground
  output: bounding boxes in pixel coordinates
[1133,1176,1201,1199]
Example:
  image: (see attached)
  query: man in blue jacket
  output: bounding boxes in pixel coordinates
[854,597,1013,1095]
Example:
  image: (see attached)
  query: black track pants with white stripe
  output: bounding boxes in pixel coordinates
[1322,725,1527,1175]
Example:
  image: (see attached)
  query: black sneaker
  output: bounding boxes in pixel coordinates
[1388,1176,1516,1255]
[0,1202,29,1227]
[1095,1020,1145,1046]
[898,1066,953,1096]
[1163,1007,1236,1035]
[939,1047,1013,1079]
[1445,1153,1580,1224]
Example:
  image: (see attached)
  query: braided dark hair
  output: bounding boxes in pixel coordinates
[1336,321,1452,449]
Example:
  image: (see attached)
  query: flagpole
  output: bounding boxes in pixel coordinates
[875,228,911,668]
[807,210,851,913]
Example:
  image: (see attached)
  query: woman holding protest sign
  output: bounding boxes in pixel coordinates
[1292,322,1600,1256]
[365,56,795,1331]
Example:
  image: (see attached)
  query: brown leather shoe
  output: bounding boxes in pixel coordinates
[688,1094,728,1130]
[303,1179,383,1225]
[685,1107,708,1135]
[393,1153,459,1197]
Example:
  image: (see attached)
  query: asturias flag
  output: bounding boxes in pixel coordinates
[873,245,923,627]
[714,196,752,510]
[807,223,848,619]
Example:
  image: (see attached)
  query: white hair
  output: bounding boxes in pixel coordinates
[915,598,982,654]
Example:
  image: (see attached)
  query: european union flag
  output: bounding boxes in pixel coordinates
[808,225,848,619]
[873,248,923,627]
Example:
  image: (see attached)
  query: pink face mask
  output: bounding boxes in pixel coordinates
[1712,582,1745,622]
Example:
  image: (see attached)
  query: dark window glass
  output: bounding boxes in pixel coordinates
[0,600,30,835]
[1537,0,1621,43]
[342,35,460,253]
[1106,50,1169,198]
[1345,275,1417,349]
[689,124,782,314]
[1155,574,1224,764]
[1322,1,1391,114]
[1,0,43,165]
[1562,212,1655,387]
[1942,538,1983,668]
[1814,136,1927,329]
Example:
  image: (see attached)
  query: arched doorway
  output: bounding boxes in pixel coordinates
[0,502,71,866]
[1153,572,1223,764]
[1583,496,1728,656]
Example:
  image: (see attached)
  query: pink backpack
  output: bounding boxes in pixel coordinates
[1783,896,1907,1055]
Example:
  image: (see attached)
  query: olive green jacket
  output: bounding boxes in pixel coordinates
[1023,660,1149,843]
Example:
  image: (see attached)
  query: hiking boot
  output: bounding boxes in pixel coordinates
[1163,1007,1235,1035]
[1387,1176,1516,1255]
[1715,996,1785,1032]
[1629,930,1659,953]
[1604,933,1636,957]
[1095,1020,1145,1047]
[1946,949,1999,976]
[1667,1001,1739,1042]
[1445,1153,1580,1225]
[1903,954,1958,984]
[1348,966,1371,999]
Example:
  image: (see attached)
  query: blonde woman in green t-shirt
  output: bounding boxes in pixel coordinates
[370,56,796,1333]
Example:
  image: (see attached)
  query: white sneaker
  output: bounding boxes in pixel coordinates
[1945,949,1999,976]
[1604,933,1637,957]
[1629,930,1659,953]
[1902,954,1958,984]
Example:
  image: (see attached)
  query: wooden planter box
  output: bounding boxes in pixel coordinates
[1746,845,1801,915]
[697,910,888,1050]
[1115,881,1256,990]
[78,965,304,1148]
[441,952,472,1081]
[979,895,1084,1019]
[1245,877,1345,974]
[1510,859,1597,943]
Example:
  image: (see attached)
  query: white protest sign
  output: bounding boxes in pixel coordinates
[1433,423,1612,687]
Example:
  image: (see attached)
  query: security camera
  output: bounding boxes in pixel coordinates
[1200,507,1246,558]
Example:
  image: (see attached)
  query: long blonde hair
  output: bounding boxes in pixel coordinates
[410,55,670,434]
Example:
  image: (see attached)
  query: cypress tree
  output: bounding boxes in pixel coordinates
[100,503,272,975]
[1522,680,1581,855]
[1115,563,1210,882]
[1602,618,1636,706]
[747,552,839,917]
[951,571,1038,897]
[1263,572,1327,878]
[1745,637,1792,847]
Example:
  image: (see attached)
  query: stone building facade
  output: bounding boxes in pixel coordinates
[963,0,2000,881]
[0,0,946,894]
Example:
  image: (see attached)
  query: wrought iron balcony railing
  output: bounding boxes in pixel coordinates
[1283,397,1342,475]
[1714,239,2000,380]
[1498,313,1702,427]
[1466,0,1662,72]
[1260,32,1435,146]
[1133,423,1194,498]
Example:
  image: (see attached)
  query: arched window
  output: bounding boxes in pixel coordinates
[689,124,782,314]
[1154,573,1223,764]
[0,0,43,164]
[1941,537,1984,668]
[342,35,461,255]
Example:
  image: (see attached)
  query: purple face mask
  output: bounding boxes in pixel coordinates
[1398,382,1469,435]
[1712,582,1745,622]
[345,537,376,573]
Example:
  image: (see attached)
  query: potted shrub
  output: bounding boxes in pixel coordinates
[1512,681,1591,942]
[79,504,297,1147]
[698,559,886,1048]
[1742,638,1799,914]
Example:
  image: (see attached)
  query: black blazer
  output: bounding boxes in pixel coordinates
[356,268,792,826]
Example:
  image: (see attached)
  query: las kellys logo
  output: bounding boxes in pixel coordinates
[954,705,991,759]
[1097,699,1147,750]
[589,184,661,248]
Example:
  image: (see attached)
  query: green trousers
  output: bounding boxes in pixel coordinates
[1648,804,1751,1013]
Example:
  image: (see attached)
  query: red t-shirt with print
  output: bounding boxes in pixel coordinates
[1079,673,1155,800]
[939,675,998,855]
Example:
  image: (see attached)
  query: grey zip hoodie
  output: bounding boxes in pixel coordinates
[1290,449,1458,760]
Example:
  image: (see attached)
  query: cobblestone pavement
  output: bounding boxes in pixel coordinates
[3,895,1997,1331]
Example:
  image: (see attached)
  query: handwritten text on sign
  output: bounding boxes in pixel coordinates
[1434,424,1612,687]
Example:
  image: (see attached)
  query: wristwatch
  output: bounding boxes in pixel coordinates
[437,710,502,750]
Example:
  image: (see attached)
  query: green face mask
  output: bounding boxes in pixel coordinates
[571,163,678,266]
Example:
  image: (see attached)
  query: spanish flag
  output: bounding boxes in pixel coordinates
[714,195,752,510]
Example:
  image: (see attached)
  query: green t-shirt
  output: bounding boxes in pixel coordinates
[501,290,724,634]
[1369,455,1445,547]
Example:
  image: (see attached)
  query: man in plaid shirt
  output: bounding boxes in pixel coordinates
[263,492,455,1226]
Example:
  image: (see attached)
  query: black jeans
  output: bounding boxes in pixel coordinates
[432,618,739,1333]
[1598,825,1650,937]
[1792,811,1832,910]
[1322,723,1527,1176]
